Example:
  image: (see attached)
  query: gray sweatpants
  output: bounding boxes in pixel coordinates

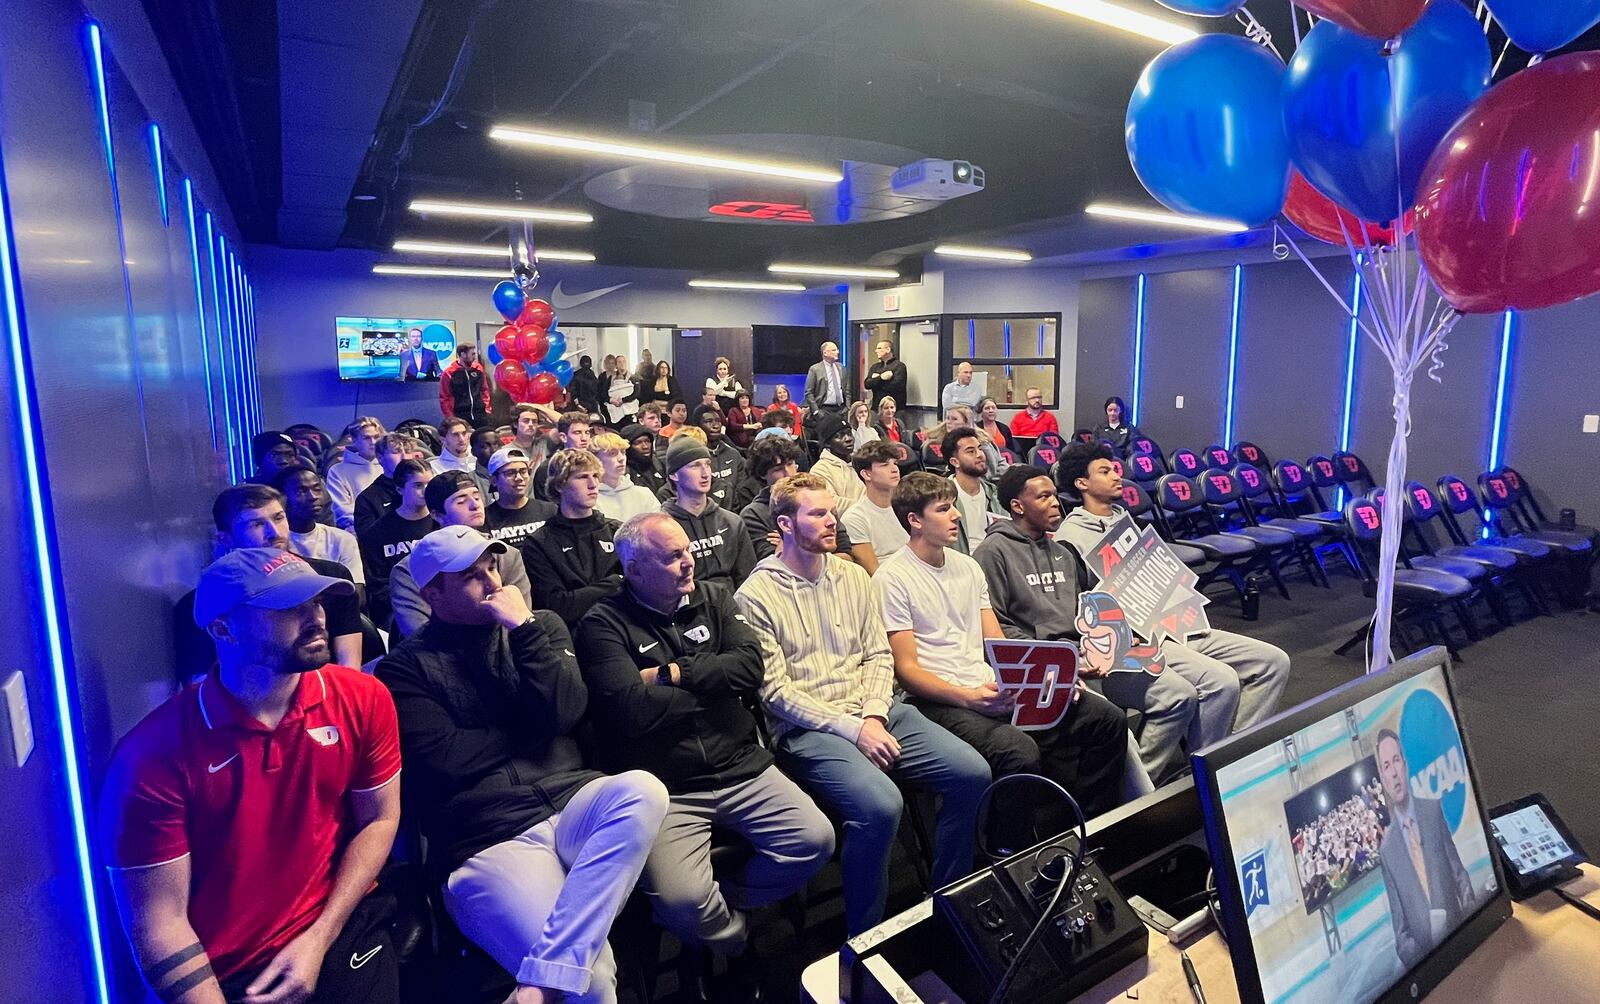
[443,771,669,1000]
[1110,629,1291,785]
[639,765,834,955]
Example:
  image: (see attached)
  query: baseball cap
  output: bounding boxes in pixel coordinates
[487,445,531,476]
[424,470,479,514]
[251,431,295,463]
[753,426,794,443]
[193,548,354,627]
[665,436,712,476]
[410,525,507,589]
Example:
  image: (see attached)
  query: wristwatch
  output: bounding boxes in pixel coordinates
[656,663,674,687]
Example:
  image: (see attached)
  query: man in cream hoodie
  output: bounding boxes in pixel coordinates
[734,473,990,936]
[1053,443,1290,779]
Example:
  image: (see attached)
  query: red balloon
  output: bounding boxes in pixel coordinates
[526,372,561,405]
[494,324,523,361]
[518,299,554,330]
[1415,52,1600,314]
[494,360,530,395]
[1283,172,1398,246]
[1294,0,1428,40]
[516,328,549,364]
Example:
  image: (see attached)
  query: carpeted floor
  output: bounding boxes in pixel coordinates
[726,571,1600,1003]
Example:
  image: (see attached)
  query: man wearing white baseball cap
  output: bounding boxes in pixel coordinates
[102,548,403,1004]
[379,527,668,1004]
[485,445,557,554]
[387,471,532,638]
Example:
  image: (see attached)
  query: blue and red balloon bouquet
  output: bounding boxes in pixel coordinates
[485,279,573,406]
[1127,0,1600,315]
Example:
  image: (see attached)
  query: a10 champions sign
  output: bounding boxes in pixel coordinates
[1081,516,1210,643]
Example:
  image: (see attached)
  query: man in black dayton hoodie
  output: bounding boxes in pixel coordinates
[659,435,756,589]
[522,449,625,628]
[577,512,831,994]
[376,525,668,1004]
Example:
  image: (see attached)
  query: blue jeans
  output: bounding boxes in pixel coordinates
[776,701,992,934]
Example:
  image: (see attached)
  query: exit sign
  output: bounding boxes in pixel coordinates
[883,292,901,312]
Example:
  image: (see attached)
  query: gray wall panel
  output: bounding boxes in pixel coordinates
[1074,275,1136,432]
[1506,300,1600,524]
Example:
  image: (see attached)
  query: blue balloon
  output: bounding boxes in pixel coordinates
[1486,0,1600,54]
[485,344,503,366]
[542,330,567,365]
[1155,0,1245,14]
[1126,35,1291,226]
[491,280,525,323]
[1282,1,1489,223]
[550,359,574,386]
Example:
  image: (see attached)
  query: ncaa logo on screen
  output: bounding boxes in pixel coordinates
[1399,689,1469,832]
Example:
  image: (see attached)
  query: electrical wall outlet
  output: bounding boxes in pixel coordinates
[1175,395,1185,409]
[2,671,34,768]
[1583,414,1598,434]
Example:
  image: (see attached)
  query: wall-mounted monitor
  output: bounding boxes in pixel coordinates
[336,316,457,382]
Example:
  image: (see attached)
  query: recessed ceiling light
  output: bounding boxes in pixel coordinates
[934,244,1033,262]
[392,240,595,262]
[1085,202,1251,234]
[488,125,843,184]
[407,198,593,224]
[769,262,900,280]
[688,279,808,292]
[372,264,509,279]
[1020,0,1198,45]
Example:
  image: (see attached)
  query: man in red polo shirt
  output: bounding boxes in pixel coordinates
[1008,386,1060,453]
[101,549,402,1004]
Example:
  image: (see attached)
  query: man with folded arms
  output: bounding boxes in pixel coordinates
[104,549,402,1003]
[579,513,831,999]
[735,474,990,935]
[379,527,668,1004]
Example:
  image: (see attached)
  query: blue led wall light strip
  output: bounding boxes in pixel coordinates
[1223,264,1243,446]
[1335,271,1364,507]
[147,123,168,226]
[0,110,114,1004]
[1131,274,1147,425]
[1487,310,1516,472]
[182,180,220,449]
[204,212,240,481]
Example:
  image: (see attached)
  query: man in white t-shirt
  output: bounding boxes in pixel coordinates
[273,467,366,588]
[841,441,908,567]
[876,472,1133,829]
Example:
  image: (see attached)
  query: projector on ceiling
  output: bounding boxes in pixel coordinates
[891,159,985,201]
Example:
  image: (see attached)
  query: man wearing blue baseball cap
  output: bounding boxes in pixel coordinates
[102,548,403,1004]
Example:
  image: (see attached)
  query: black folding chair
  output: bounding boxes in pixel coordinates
[1195,468,1298,598]
[1401,480,1545,623]
[1477,471,1592,605]
[1200,444,1234,472]
[1125,449,1164,486]
[1231,441,1270,469]
[1232,463,1332,587]
[1334,498,1476,661]
[1153,473,1261,609]
[1169,448,1203,480]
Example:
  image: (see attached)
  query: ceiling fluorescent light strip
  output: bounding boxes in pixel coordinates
[374,264,509,279]
[1021,0,1198,44]
[489,125,843,184]
[1085,202,1250,234]
[407,199,593,224]
[769,263,899,280]
[934,244,1033,262]
[392,240,595,261]
[689,279,808,292]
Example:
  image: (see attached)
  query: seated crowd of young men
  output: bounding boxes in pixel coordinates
[111,401,1291,1004]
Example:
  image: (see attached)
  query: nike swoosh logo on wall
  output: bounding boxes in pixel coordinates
[550,281,630,311]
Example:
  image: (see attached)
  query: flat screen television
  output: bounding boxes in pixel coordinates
[1192,647,1510,1004]
[336,316,457,382]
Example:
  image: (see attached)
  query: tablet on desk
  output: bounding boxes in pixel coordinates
[1488,794,1588,900]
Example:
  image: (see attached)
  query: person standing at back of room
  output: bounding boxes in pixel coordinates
[440,343,492,428]
[802,341,848,434]
[862,340,907,413]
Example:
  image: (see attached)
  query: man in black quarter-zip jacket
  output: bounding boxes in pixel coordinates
[577,512,831,1000]
[521,449,624,628]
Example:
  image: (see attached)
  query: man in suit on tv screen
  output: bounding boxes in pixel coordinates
[1376,727,1474,969]
[401,327,441,381]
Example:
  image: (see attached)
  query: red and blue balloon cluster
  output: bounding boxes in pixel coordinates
[486,280,572,405]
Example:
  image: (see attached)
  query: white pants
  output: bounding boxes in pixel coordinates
[443,772,669,999]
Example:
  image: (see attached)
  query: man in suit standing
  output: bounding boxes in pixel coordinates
[803,341,848,435]
[401,328,441,381]
[862,340,907,413]
[1376,728,1474,969]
